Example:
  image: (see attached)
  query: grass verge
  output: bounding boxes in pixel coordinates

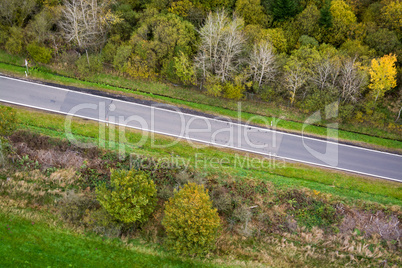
[11,105,402,206]
[0,208,214,267]
[0,50,401,152]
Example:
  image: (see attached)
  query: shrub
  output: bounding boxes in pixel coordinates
[5,27,23,55]
[58,191,98,224]
[0,105,17,160]
[82,207,123,237]
[0,106,17,137]
[113,45,132,72]
[96,169,157,224]
[162,183,221,256]
[26,43,52,64]
[210,186,233,215]
[75,54,103,75]
[223,81,244,100]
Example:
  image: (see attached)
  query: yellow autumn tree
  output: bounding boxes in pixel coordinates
[368,54,397,102]
[162,183,221,256]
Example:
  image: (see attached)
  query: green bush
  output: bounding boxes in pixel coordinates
[96,169,157,224]
[223,81,244,100]
[0,106,17,137]
[5,27,24,55]
[27,43,52,64]
[113,45,132,72]
[162,183,221,256]
[75,54,103,75]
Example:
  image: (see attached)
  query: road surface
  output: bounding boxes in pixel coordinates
[0,75,401,182]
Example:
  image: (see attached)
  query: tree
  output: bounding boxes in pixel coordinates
[327,0,357,46]
[174,51,196,85]
[59,0,120,54]
[96,169,157,224]
[0,0,36,27]
[338,57,367,103]
[248,40,276,89]
[340,39,374,59]
[380,1,402,40]
[284,58,308,105]
[162,183,220,256]
[310,56,341,92]
[25,8,57,45]
[235,0,268,26]
[270,0,299,21]
[5,26,24,55]
[319,0,332,28]
[266,28,287,53]
[195,10,245,83]
[130,11,196,75]
[368,54,397,103]
[365,28,401,56]
[296,4,320,37]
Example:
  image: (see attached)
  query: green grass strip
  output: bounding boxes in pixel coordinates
[13,107,402,206]
[0,50,400,151]
[0,211,214,267]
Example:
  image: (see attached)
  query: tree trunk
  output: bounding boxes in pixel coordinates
[396,106,402,122]
[86,49,90,67]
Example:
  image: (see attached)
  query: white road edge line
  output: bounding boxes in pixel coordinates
[1,74,401,158]
[1,98,401,183]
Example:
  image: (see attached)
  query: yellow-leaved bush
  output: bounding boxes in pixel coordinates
[162,183,221,256]
[96,169,157,224]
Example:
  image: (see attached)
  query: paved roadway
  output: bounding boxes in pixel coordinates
[0,75,401,182]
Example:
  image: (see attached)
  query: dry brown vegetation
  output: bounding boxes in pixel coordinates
[0,130,400,266]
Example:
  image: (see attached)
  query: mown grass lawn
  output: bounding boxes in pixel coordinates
[0,211,213,268]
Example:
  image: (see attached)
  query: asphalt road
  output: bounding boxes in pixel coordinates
[0,75,401,182]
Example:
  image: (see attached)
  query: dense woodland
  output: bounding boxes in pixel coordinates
[0,0,401,129]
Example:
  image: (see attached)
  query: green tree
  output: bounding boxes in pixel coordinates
[113,45,132,72]
[365,28,401,56]
[296,4,320,37]
[235,0,268,26]
[380,1,402,40]
[327,0,357,46]
[271,0,299,21]
[5,27,24,55]
[173,51,196,85]
[96,169,157,224]
[266,28,287,53]
[25,8,56,45]
[0,0,36,27]
[340,39,374,59]
[162,183,221,256]
[298,35,319,47]
[319,0,332,28]
[130,11,196,74]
